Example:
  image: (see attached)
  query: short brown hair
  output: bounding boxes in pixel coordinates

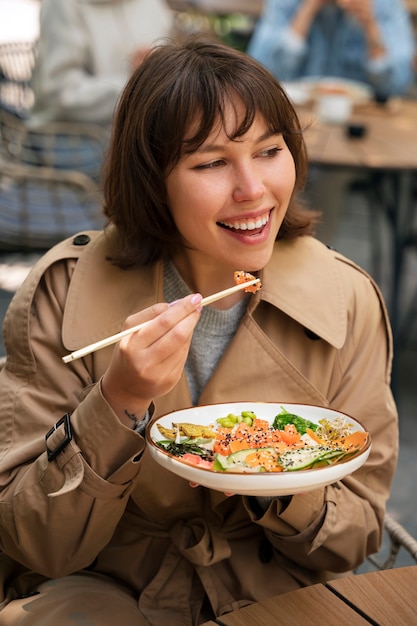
[103,36,319,267]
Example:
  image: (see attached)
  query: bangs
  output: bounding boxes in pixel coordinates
[146,45,301,174]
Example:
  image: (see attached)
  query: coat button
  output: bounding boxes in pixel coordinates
[73,234,90,246]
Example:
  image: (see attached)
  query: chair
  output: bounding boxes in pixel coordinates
[0,38,109,176]
[0,41,37,116]
[0,106,109,181]
[0,39,109,180]
[0,159,104,250]
[365,512,417,571]
[0,41,108,251]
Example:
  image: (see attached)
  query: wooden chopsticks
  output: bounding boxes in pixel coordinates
[62,277,260,363]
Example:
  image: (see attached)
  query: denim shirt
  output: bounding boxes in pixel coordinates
[247,0,416,97]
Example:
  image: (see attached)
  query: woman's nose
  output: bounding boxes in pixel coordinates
[232,165,265,203]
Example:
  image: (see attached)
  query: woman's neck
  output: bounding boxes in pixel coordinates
[170,256,248,310]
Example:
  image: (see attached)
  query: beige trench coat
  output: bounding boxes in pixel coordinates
[0,230,398,625]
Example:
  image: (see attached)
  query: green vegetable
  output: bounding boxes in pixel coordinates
[241,410,256,425]
[216,411,255,429]
[272,406,318,434]
[156,441,214,461]
[212,457,227,471]
[278,445,345,471]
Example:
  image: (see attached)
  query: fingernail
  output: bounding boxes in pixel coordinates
[191,293,203,312]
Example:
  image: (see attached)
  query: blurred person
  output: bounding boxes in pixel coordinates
[247,0,416,99]
[0,36,398,626]
[25,0,175,178]
[30,0,175,126]
[248,0,416,244]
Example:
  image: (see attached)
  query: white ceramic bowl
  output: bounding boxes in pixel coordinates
[146,402,371,496]
[306,77,372,104]
[283,77,372,108]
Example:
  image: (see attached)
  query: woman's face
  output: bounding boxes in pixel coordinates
[165,100,296,281]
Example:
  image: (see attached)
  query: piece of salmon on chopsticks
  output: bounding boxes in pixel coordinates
[234,271,262,293]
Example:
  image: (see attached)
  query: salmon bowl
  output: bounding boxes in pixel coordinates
[146,402,371,496]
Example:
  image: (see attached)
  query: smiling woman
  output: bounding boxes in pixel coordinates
[164,99,296,288]
[103,36,314,271]
[0,35,398,626]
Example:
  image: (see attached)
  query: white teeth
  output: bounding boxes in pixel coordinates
[220,212,269,231]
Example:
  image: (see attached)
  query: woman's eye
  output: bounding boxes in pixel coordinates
[259,146,282,158]
[194,159,224,170]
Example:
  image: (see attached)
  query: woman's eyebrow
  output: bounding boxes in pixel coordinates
[192,130,282,155]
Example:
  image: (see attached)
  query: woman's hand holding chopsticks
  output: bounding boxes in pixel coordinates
[101,293,202,429]
[62,277,260,364]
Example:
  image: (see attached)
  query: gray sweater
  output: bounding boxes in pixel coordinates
[164,261,248,405]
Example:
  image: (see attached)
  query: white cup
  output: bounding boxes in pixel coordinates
[316,94,353,124]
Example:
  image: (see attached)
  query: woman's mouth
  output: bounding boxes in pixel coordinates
[217,211,270,233]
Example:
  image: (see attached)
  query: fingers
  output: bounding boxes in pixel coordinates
[121,293,202,367]
[101,294,202,420]
[121,293,202,346]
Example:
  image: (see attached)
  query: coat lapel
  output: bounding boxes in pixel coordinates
[259,237,347,349]
[197,315,329,408]
[62,229,164,350]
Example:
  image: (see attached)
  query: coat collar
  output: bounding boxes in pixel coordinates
[259,237,347,348]
[62,230,162,350]
[62,232,347,351]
